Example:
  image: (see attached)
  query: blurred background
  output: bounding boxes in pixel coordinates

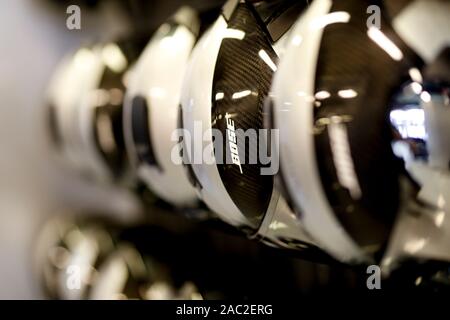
[0,0,226,299]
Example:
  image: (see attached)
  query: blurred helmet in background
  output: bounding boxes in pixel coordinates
[46,35,149,184]
[35,215,205,300]
[89,242,203,300]
[35,216,116,299]
[123,7,200,208]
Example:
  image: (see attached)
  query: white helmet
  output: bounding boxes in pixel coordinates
[269,0,450,267]
[47,37,149,183]
[47,47,103,175]
[123,7,200,207]
[179,0,322,252]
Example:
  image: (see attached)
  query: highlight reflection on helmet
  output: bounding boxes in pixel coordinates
[123,7,200,208]
[270,0,450,264]
[180,0,319,251]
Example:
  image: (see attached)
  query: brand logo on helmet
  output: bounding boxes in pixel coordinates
[226,114,243,174]
[171,121,280,176]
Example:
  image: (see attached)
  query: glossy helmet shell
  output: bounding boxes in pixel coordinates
[123,7,200,207]
[180,0,317,249]
[47,47,104,175]
[48,37,148,183]
[270,0,450,264]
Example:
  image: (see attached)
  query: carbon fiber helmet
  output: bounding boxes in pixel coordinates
[180,0,322,250]
[269,0,450,266]
[123,7,200,207]
[47,36,148,183]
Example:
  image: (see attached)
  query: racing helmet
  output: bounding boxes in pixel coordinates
[47,36,149,183]
[123,7,200,207]
[269,0,450,265]
[180,0,320,251]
